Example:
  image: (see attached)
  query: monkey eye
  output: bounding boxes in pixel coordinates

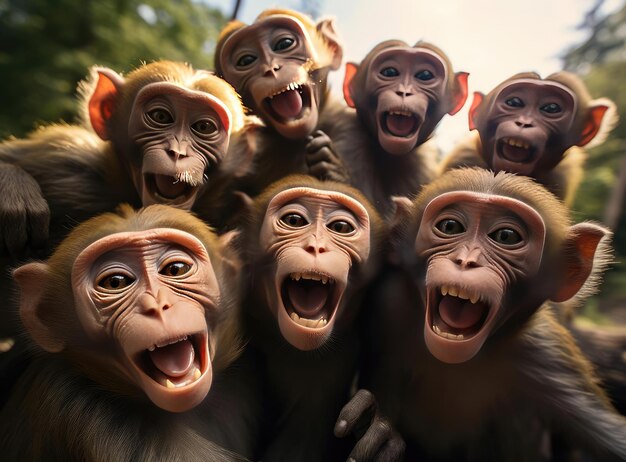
[236,54,256,68]
[435,219,465,235]
[505,97,524,108]
[147,108,174,125]
[540,102,562,114]
[98,273,135,291]
[415,70,434,81]
[160,261,192,277]
[280,213,308,228]
[327,220,355,234]
[273,37,295,52]
[191,119,218,136]
[380,67,399,77]
[488,228,523,246]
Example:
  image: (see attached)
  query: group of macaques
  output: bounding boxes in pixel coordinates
[0,7,625,462]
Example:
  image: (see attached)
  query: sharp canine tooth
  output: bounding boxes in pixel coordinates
[470,293,479,304]
[193,368,201,380]
[441,286,448,296]
[165,379,175,389]
[149,345,155,352]
[290,312,300,321]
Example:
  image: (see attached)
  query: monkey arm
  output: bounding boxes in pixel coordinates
[518,308,626,461]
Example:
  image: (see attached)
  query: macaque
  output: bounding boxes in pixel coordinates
[440,72,617,205]
[0,60,255,259]
[357,168,626,461]
[231,175,403,461]
[214,9,352,197]
[0,204,245,461]
[340,40,468,207]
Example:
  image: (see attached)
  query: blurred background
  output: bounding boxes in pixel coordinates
[0,0,624,325]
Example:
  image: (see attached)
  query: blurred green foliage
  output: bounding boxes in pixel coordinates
[0,0,227,138]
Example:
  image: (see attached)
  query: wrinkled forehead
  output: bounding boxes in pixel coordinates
[266,187,370,227]
[495,78,576,108]
[370,46,447,77]
[219,15,319,67]
[422,191,546,237]
[72,228,211,276]
[133,82,233,135]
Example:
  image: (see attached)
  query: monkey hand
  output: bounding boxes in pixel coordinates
[306,130,350,182]
[334,389,405,462]
[0,163,50,259]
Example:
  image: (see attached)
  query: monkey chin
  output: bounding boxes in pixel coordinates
[275,269,345,351]
[377,110,421,155]
[127,331,213,412]
[423,284,501,364]
[259,82,318,139]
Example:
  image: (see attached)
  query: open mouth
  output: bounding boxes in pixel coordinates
[144,173,199,203]
[280,271,340,329]
[428,285,491,341]
[135,333,207,389]
[381,110,420,137]
[496,137,535,163]
[263,82,312,123]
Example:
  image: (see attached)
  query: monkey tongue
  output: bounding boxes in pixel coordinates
[149,339,195,378]
[269,90,303,120]
[385,113,417,137]
[286,279,328,318]
[438,295,488,330]
[154,175,188,199]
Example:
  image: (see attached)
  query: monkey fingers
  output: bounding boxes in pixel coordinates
[0,163,50,259]
[305,131,349,182]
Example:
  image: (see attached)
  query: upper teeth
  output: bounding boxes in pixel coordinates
[503,138,530,150]
[388,110,412,117]
[440,286,480,304]
[269,81,302,98]
[148,335,189,352]
[290,272,333,284]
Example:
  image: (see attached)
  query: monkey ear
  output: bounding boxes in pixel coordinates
[217,230,243,279]
[551,222,609,303]
[468,92,485,131]
[577,99,617,147]
[12,262,65,353]
[448,72,470,115]
[343,62,359,108]
[388,196,415,265]
[89,67,125,141]
[226,116,264,178]
[316,18,344,70]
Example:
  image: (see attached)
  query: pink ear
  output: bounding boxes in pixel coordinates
[468,92,484,131]
[551,222,608,302]
[88,68,124,140]
[343,62,358,108]
[448,72,469,115]
[13,262,65,353]
[577,104,609,147]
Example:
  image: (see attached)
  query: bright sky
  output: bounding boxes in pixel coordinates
[204,0,623,152]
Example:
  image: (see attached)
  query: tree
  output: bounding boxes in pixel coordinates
[0,0,227,138]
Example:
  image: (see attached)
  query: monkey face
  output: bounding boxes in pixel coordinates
[71,228,221,412]
[364,47,448,155]
[477,79,577,175]
[128,82,232,210]
[415,191,546,364]
[218,16,325,140]
[259,187,371,350]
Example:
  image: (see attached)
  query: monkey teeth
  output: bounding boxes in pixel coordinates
[289,311,328,328]
[502,137,531,150]
[432,323,465,340]
[148,335,189,352]
[388,110,413,117]
[269,81,304,98]
[289,272,333,285]
[439,285,480,304]
[162,366,202,389]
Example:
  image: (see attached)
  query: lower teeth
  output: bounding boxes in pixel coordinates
[290,311,328,328]
[433,323,465,340]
